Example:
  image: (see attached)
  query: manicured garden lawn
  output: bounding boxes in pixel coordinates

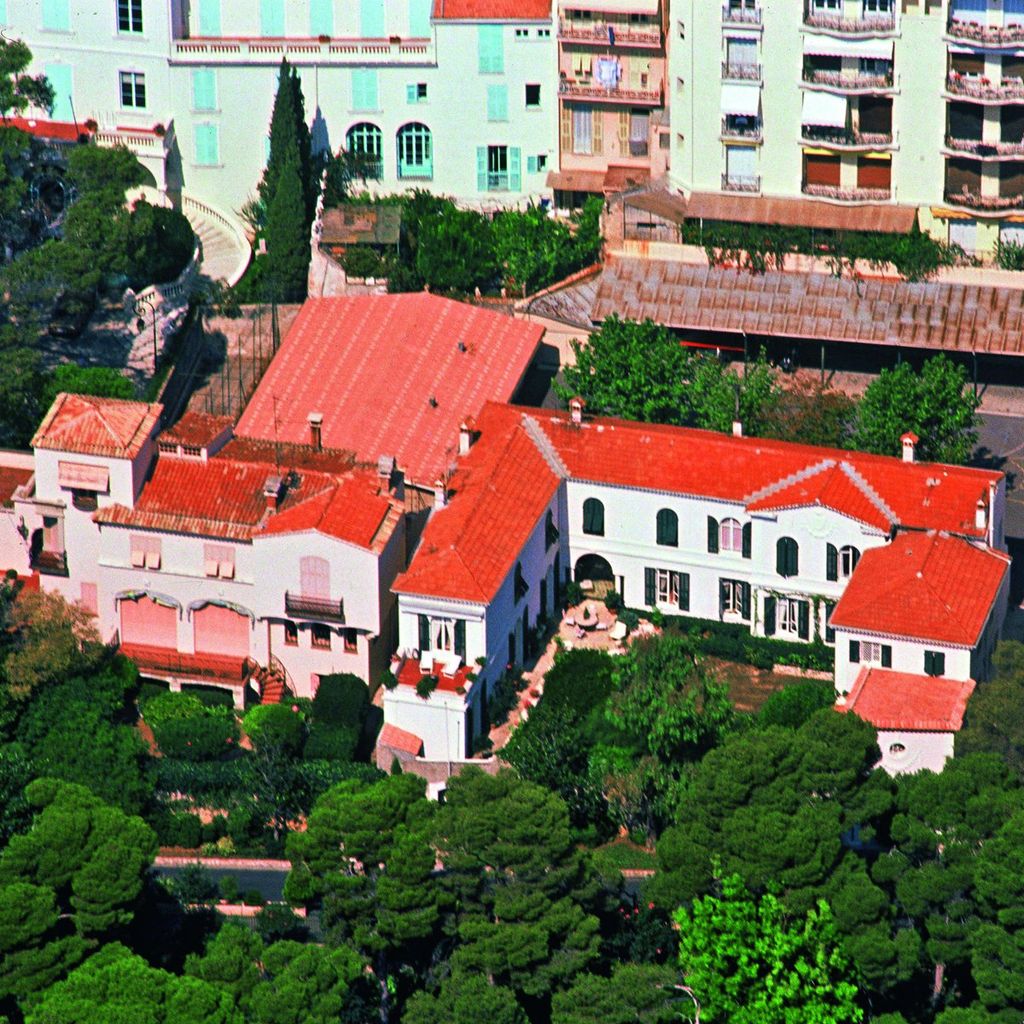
[590,839,657,877]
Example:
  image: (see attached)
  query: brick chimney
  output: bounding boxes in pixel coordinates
[901,431,918,464]
[308,411,324,451]
[263,474,283,512]
[569,396,586,424]
[459,418,476,456]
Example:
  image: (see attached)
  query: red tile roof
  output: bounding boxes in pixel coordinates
[378,723,425,756]
[234,295,543,486]
[433,0,552,19]
[32,394,162,459]
[5,117,85,142]
[839,666,976,732]
[96,451,398,550]
[395,656,474,694]
[0,466,33,508]
[830,531,1009,645]
[393,405,560,603]
[160,413,234,448]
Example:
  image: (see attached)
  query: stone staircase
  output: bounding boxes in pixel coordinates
[180,193,252,287]
[249,658,292,705]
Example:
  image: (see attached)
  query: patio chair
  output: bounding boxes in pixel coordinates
[609,621,628,642]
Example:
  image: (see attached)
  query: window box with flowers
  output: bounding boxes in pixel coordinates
[416,675,438,699]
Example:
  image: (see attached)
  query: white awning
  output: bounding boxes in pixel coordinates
[802,91,848,128]
[721,82,761,116]
[58,461,109,492]
[803,36,893,59]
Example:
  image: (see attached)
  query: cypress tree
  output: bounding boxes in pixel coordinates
[259,59,305,211]
[264,152,309,302]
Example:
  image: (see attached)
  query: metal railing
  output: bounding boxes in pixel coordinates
[557,20,662,45]
[722,4,761,24]
[946,19,1024,46]
[558,79,663,104]
[803,10,896,34]
[801,125,894,147]
[721,117,763,141]
[803,68,893,90]
[486,172,510,191]
[285,591,345,622]
[722,61,762,80]
[721,173,761,192]
[945,135,1024,157]
[803,182,892,201]
[945,71,1024,101]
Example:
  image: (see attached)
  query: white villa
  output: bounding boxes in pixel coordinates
[386,399,1010,772]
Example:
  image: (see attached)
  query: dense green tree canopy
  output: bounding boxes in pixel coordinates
[0,40,54,118]
[957,642,1024,778]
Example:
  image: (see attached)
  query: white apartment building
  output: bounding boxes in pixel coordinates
[387,400,1010,765]
[669,0,1024,254]
[11,0,558,215]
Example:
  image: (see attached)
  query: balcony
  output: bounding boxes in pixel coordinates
[722,4,762,27]
[722,173,761,192]
[803,11,896,36]
[944,187,1024,213]
[945,72,1024,103]
[721,116,763,142]
[803,182,892,201]
[802,68,895,93]
[31,550,67,577]
[557,20,662,47]
[558,78,663,105]
[722,61,762,81]
[801,125,895,150]
[397,160,432,180]
[486,171,510,190]
[120,642,252,686]
[170,35,433,66]
[944,135,1024,159]
[284,592,345,622]
[945,19,1024,48]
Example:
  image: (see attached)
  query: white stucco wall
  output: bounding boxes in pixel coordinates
[876,728,954,776]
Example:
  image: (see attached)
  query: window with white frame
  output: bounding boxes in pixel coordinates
[645,567,689,610]
[130,534,161,569]
[720,518,743,552]
[117,0,142,32]
[850,638,892,666]
[777,597,803,637]
[720,579,750,619]
[839,545,860,579]
[204,543,235,579]
[418,614,467,658]
[119,71,146,108]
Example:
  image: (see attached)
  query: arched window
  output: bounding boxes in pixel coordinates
[345,122,383,178]
[582,497,604,536]
[396,122,432,179]
[655,508,678,547]
[839,545,860,579]
[776,536,798,578]
[720,518,743,552]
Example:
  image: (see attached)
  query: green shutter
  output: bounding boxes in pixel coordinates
[657,509,677,547]
[707,516,719,554]
[454,620,466,660]
[790,540,799,578]
[934,651,945,676]
[42,0,70,31]
[352,69,378,111]
[192,69,217,111]
[798,601,810,640]
[476,146,487,191]
[487,84,508,121]
[776,538,786,576]
[718,580,727,618]
[583,498,603,536]
[44,64,73,121]
[360,0,385,37]
[764,596,776,636]
[310,0,333,36]
[409,0,431,36]
[679,573,690,611]
[849,639,860,663]
[740,582,750,621]
[924,650,934,675]
[195,123,219,165]
[826,543,838,582]
[824,602,835,644]
[478,24,504,73]
[418,615,430,652]
[0,0,7,26]
[260,0,284,35]
[741,522,751,559]
[199,0,221,35]
[527,155,538,174]
[881,644,892,668]
[644,567,656,607]
[407,83,418,104]
[509,147,521,191]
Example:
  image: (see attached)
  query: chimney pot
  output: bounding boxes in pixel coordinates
[569,396,586,425]
[263,474,283,512]
[732,420,743,437]
[308,411,324,451]
[433,478,447,508]
[901,431,918,463]
[976,497,988,531]
[459,419,476,456]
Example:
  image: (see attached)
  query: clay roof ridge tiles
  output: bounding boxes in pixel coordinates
[521,414,570,479]
[838,461,898,528]
[744,458,836,505]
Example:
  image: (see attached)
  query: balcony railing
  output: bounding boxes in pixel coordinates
[721,117,763,141]
[801,125,894,149]
[722,173,761,192]
[397,160,432,180]
[285,591,345,622]
[31,550,67,577]
[946,19,1024,47]
[803,183,892,201]
[557,20,662,46]
[120,642,252,684]
[722,61,762,81]
[802,68,894,91]
[629,139,650,156]
[803,11,896,34]
[722,5,762,25]
[944,187,1024,211]
[945,72,1024,102]
[170,35,433,65]
[945,135,1024,158]
[558,78,663,104]
[486,171,510,190]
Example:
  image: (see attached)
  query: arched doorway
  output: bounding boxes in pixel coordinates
[574,553,614,584]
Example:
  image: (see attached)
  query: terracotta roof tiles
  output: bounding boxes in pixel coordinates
[839,666,976,732]
[432,0,552,18]
[32,394,161,459]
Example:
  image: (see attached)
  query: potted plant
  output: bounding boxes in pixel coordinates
[317,33,331,43]
[389,34,402,44]
[84,118,98,132]
[416,675,438,699]
[153,123,166,137]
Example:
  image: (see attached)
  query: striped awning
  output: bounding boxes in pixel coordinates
[58,461,109,492]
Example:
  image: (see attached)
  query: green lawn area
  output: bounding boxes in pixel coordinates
[590,839,657,876]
